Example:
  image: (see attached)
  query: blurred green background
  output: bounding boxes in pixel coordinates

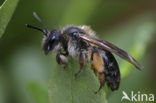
[0,0,156,103]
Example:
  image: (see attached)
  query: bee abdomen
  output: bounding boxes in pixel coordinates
[100,50,121,91]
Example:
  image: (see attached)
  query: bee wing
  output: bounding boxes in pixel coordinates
[79,34,143,70]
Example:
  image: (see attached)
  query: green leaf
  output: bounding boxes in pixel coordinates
[49,58,107,103]
[0,0,19,38]
[27,82,48,103]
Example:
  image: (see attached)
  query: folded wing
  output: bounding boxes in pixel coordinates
[78,34,143,70]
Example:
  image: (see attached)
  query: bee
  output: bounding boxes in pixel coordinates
[26,12,142,93]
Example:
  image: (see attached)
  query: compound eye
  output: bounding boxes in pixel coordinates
[50,30,59,41]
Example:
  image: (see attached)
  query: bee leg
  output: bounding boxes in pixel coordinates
[94,72,105,94]
[74,52,85,77]
[56,52,68,68]
[91,47,105,93]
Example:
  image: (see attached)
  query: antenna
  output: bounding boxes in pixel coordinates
[25,24,46,35]
[33,12,49,34]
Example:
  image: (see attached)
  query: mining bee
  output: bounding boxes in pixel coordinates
[26,12,142,93]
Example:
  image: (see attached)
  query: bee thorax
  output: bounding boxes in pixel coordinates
[68,41,78,58]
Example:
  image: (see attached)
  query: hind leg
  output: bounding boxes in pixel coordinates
[91,47,105,93]
[94,72,105,94]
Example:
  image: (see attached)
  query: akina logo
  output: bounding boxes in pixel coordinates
[121,91,154,102]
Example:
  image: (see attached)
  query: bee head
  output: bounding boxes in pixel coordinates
[25,12,60,55]
[42,30,60,54]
